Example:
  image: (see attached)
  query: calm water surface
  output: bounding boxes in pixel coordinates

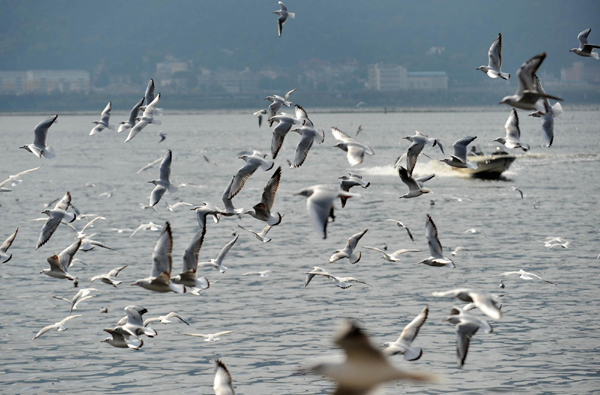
[1,108,599,394]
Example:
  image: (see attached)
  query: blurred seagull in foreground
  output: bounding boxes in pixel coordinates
[20,114,57,158]
[419,215,455,268]
[570,28,600,59]
[331,127,375,166]
[274,1,295,37]
[329,229,368,264]
[432,289,502,320]
[89,101,115,135]
[383,305,429,361]
[0,228,18,263]
[477,33,510,80]
[499,52,563,112]
[213,359,235,395]
[305,320,438,394]
[32,314,82,340]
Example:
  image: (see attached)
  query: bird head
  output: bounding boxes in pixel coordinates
[569,48,577,53]
[493,137,506,145]
[294,188,314,198]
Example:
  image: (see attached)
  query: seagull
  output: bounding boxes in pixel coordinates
[289,121,325,168]
[243,166,283,226]
[101,327,143,350]
[440,136,478,169]
[166,201,193,211]
[222,177,244,217]
[158,132,167,142]
[570,28,600,59]
[53,293,95,310]
[269,112,299,159]
[67,288,99,314]
[463,228,488,239]
[171,229,211,293]
[304,266,328,287]
[329,229,368,264]
[64,216,106,239]
[432,289,502,320]
[305,320,438,394]
[402,131,444,176]
[494,109,530,151]
[227,151,274,199]
[263,88,298,126]
[180,330,236,343]
[529,75,563,147]
[237,223,274,243]
[125,93,162,142]
[41,239,82,280]
[20,114,57,158]
[274,1,295,37]
[385,219,415,243]
[149,149,177,206]
[213,359,235,395]
[32,315,82,340]
[339,173,370,208]
[294,185,359,239]
[130,221,163,237]
[137,157,162,174]
[243,270,271,277]
[91,265,128,287]
[193,202,225,229]
[445,307,493,368]
[0,166,41,192]
[118,97,144,133]
[500,269,557,285]
[331,127,375,166]
[89,101,115,135]
[143,312,189,326]
[0,228,18,263]
[419,214,455,268]
[397,166,432,198]
[451,246,467,256]
[119,305,158,337]
[383,306,429,361]
[37,192,77,249]
[511,187,524,199]
[476,33,510,80]
[253,109,267,128]
[304,270,371,289]
[499,53,563,112]
[131,222,185,293]
[294,104,314,127]
[198,235,239,274]
[363,246,421,262]
[141,78,164,115]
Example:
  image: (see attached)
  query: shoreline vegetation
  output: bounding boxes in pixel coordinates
[1,85,598,115]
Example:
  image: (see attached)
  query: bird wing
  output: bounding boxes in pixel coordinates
[33,323,58,339]
[398,306,428,344]
[107,265,128,278]
[151,222,173,278]
[228,161,259,199]
[470,292,502,320]
[504,109,521,140]
[292,130,316,168]
[456,322,479,368]
[0,228,18,253]
[488,33,502,69]
[363,246,385,254]
[37,216,63,249]
[144,79,156,104]
[143,93,160,118]
[390,248,421,257]
[0,166,41,189]
[285,87,298,101]
[159,150,173,182]
[277,17,283,37]
[578,28,591,47]
[307,192,333,239]
[516,52,546,94]
[335,320,387,364]
[271,120,293,158]
[182,229,206,272]
[168,312,190,325]
[54,192,72,211]
[425,215,444,259]
[58,239,82,270]
[261,166,282,210]
[33,115,58,148]
[46,255,66,273]
[80,216,106,234]
[215,235,239,264]
[124,306,145,327]
[128,97,145,125]
[346,144,366,166]
[406,141,425,176]
[452,136,477,163]
[149,184,167,207]
[331,127,354,143]
[294,104,313,127]
[398,166,420,192]
[214,330,236,337]
[99,101,112,124]
[214,359,235,395]
[137,157,162,174]
[125,120,148,142]
[347,229,368,250]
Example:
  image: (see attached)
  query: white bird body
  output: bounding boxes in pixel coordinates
[419,215,455,268]
[331,127,375,166]
[494,109,529,151]
[329,229,368,264]
[477,33,510,79]
[20,115,57,159]
[570,28,600,59]
[383,306,429,361]
[89,101,115,135]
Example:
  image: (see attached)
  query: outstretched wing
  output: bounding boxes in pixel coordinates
[398,306,429,344]
[151,222,173,277]
[33,115,58,148]
[182,229,206,273]
[261,166,282,210]
[488,33,502,69]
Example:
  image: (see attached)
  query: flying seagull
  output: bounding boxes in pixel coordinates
[20,114,57,158]
[227,151,274,199]
[148,150,178,206]
[0,166,41,192]
[91,265,128,287]
[243,166,283,226]
[432,289,502,320]
[339,173,370,208]
[274,1,295,37]
[89,101,115,135]
[118,97,144,134]
[32,314,82,340]
[419,214,455,268]
[0,228,18,263]
[331,127,375,166]
[570,28,600,59]
[383,305,429,361]
[445,307,493,368]
[500,269,557,285]
[198,235,239,274]
[37,192,77,249]
[41,239,82,280]
[494,109,529,151]
[385,219,415,243]
[171,229,211,294]
[440,136,478,169]
[477,33,510,79]
[329,229,368,264]
[528,74,563,147]
[397,166,432,198]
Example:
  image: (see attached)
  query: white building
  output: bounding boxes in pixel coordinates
[0,70,90,94]
[367,63,448,91]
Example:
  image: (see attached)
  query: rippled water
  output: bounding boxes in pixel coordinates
[1,108,599,394]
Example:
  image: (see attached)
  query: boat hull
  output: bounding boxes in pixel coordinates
[452,154,516,179]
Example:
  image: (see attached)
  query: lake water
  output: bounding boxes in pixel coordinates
[1,108,599,394]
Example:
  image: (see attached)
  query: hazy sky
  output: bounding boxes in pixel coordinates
[1,1,599,84]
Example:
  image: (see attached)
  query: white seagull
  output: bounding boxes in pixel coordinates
[243,270,271,277]
[41,239,82,280]
[237,224,274,243]
[32,314,82,340]
[402,131,444,176]
[329,229,368,264]
[294,185,359,239]
[529,75,563,147]
[339,173,370,208]
[101,327,143,350]
[243,166,283,226]
[397,166,432,198]
[331,127,375,166]
[130,221,163,237]
[289,121,325,168]
[304,270,371,289]
[500,269,557,285]
[494,109,529,151]
[118,97,144,133]
[68,288,99,313]
[0,228,18,263]
[131,222,185,293]
[37,192,77,249]
[143,312,189,326]
[274,1,295,37]
[269,112,299,159]
[385,219,415,243]
[305,320,438,394]
[477,33,510,79]
[227,151,274,199]
[304,266,328,288]
[419,214,455,268]
[0,166,41,192]
[263,88,298,126]
[117,305,157,338]
[499,53,563,112]
[570,28,600,59]
[125,93,162,142]
[91,265,128,287]
[148,149,178,206]
[363,246,421,262]
[171,229,211,293]
[89,101,115,135]
[213,359,235,395]
[432,289,502,320]
[20,114,57,158]
[383,306,429,361]
[445,306,493,369]
[440,136,478,169]
[180,330,236,343]
[198,235,239,274]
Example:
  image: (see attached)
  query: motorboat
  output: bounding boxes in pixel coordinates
[451,146,516,179]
